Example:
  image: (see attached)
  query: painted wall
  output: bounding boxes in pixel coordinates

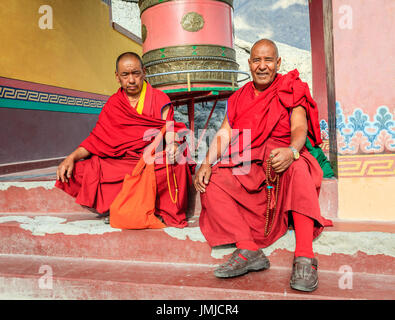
[0,0,142,95]
[332,0,395,220]
[309,0,394,221]
[0,0,142,165]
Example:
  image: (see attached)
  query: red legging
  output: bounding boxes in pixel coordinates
[291,211,315,258]
[236,211,314,258]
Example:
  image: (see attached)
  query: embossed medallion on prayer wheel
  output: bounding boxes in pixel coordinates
[139,0,239,89]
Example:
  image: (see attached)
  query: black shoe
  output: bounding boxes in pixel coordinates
[95,211,110,224]
[214,248,270,278]
[290,256,319,292]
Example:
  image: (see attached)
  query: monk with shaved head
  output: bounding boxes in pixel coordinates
[194,39,332,292]
[56,52,195,228]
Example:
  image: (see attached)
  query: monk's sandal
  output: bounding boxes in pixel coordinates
[290,256,319,292]
[214,248,270,278]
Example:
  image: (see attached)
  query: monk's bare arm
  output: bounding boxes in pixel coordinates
[161,105,170,120]
[69,146,91,162]
[56,147,91,183]
[289,106,308,151]
[270,106,307,173]
[193,116,232,193]
[203,116,232,165]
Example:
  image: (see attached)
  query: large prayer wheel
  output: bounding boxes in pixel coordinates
[139,0,239,89]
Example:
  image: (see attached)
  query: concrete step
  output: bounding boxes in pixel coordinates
[1,168,394,299]
[0,211,394,300]
[0,166,337,218]
[1,253,394,300]
[0,211,394,275]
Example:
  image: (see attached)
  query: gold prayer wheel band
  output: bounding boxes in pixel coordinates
[138,0,234,15]
[145,60,239,87]
[142,45,236,65]
[144,56,237,68]
[144,44,239,87]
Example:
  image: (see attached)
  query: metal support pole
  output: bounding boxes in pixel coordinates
[196,98,218,152]
[187,98,195,156]
[187,73,191,92]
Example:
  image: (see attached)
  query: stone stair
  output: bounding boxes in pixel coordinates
[0,167,394,300]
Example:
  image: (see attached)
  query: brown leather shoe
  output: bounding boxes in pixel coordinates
[214,248,270,278]
[290,256,319,292]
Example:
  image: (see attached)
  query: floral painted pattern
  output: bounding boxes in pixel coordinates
[334,102,395,154]
[320,119,329,140]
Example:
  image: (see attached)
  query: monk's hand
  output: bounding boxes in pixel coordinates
[194,163,212,193]
[165,142,179,164]
[270,148,294,173]
[56,156,75,183]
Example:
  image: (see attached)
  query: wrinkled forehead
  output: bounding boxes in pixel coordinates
[250,41,278,59]
[117,56,143,72]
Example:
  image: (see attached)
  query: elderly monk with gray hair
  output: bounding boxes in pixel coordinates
[194,39,332,292]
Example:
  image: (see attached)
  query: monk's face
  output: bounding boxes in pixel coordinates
[116,56,146,97]
[248,42,281,91]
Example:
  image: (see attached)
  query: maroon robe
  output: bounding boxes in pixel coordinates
[199,70,332,247]
[56,82,195,228]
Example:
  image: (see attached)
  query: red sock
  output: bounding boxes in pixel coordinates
[292,211,315,259]
[236,240,259,251]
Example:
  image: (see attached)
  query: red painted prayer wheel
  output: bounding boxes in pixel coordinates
[139,0,239,90]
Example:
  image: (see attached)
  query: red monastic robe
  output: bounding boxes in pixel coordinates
[199,70,333,247]
[56,82,195,228]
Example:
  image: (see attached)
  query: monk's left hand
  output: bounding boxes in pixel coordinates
[270,148,294,173]
[165,142,180,164]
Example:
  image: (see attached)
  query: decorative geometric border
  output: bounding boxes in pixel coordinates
[320,139,330,153]
[0,86,105,108]
[338,154,395,178]
[0,77,109,114]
